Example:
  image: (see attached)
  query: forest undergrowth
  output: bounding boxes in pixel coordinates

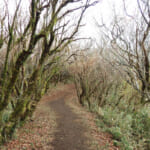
[69,55,150,150]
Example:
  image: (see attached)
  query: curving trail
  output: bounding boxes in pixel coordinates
[2,84,118,150]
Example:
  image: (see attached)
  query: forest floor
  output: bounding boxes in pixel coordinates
[2,83,118,150]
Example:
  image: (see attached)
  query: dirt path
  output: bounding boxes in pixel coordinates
[50,97,91,150]
[2,84,118,150]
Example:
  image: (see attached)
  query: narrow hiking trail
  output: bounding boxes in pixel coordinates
[2,84,118,150]
[50,98,91,150]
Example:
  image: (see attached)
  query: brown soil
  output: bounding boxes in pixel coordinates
[1,83,119,150]
[50,98,91,150]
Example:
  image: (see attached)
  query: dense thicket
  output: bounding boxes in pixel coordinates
[70,50,150,149]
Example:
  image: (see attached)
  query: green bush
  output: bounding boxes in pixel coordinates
[95,104,150,150]
[90,81,150,150]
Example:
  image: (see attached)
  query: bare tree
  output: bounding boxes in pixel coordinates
[96,0,150,105]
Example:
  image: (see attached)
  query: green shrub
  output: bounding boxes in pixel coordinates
[91,82,150,150]
[95,105,150,150]
[131,110,150,148]
[108,127,122,141]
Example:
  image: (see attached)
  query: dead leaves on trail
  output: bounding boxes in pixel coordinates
[2,100,57,150]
